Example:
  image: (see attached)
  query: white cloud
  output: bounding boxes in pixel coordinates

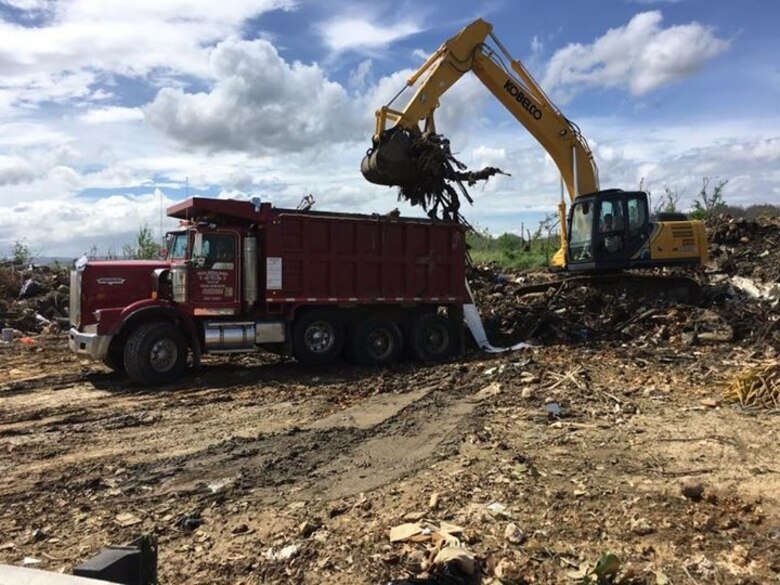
[543,11,729,101]
[144,37,487,155]
[0,155,37,186]
[530,35,543,55]
[0,9,775,256]
[0,0,51,9]
[349,59,373,90]
[0,191,180,257]
[144,37,359,154]
[727,137,780,161]
[471,145,507,169]
[79,106,144,124]
[0,0,296,111]
[318,16,422,53]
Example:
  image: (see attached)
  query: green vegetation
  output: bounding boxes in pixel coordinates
[642,176,780,220]
[467,222,559,270]
[690,177,729,220]
[9,238,37,265]
[122,224,161,260]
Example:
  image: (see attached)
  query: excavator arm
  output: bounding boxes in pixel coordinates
[363,18,599,200]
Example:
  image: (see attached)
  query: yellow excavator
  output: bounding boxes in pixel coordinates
[361,18,709,273]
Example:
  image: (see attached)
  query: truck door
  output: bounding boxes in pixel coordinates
[189,231,241,313]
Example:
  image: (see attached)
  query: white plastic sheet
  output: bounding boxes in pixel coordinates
[463,303,533,353]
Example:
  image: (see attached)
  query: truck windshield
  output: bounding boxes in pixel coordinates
[167,232,188,259]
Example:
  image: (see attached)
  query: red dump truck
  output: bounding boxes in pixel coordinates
[68,198,469,384]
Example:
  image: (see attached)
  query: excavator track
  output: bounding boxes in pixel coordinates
[508,271,703,305]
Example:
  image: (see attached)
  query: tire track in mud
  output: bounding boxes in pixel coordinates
[0,353,485,517]
[140,381,492,506]
[0,372,90,396]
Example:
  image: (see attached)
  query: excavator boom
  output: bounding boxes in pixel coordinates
[362,19,599,199]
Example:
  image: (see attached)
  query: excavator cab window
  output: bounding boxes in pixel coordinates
[568,201,594,262]
[598,199,625,257]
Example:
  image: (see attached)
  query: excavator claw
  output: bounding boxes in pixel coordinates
[360,128,421,187]
[362,128,507,223]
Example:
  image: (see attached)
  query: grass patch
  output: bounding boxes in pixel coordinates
[466,229,559,270]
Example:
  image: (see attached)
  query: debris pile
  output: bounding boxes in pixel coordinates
[708,214,780,282]
[387,520,481,584]
[0,264,70,335]
[471,269,778,350]
[469,213,780,351]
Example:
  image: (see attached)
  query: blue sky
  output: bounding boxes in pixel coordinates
[0,0,777,256]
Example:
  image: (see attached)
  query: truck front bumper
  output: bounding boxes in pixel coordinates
[68,328,112,361]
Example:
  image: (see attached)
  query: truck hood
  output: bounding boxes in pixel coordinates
[77,260,172,327]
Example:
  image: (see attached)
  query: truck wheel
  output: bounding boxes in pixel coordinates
[347,318,403,366]
[102,350,125,373]
[409,312,457,363]
[124,322,188,385]
[293,310,344,365]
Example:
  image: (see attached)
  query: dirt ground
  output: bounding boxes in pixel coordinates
[1,332,778,584]
[1,214,778,584]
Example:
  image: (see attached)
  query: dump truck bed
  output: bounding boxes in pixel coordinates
[264,210,468,304]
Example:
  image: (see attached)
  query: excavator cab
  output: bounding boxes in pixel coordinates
[566,190,707,272]
[567,190,650,271]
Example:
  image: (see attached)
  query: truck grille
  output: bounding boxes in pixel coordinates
[69,269,81,327]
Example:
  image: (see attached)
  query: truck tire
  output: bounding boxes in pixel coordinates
[409,312,457,363]
[123,322,188,385]
[293,310,344,365]
[102,350,125,373]
[347,317,403,366]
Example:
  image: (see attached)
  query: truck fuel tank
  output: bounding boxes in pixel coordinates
[204,321,285,352]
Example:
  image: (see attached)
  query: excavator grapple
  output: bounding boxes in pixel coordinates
[361,128,420,187]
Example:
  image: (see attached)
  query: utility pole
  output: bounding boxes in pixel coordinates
[159,188,163,245]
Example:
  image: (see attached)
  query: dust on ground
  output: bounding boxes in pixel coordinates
[0,215,779,584]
